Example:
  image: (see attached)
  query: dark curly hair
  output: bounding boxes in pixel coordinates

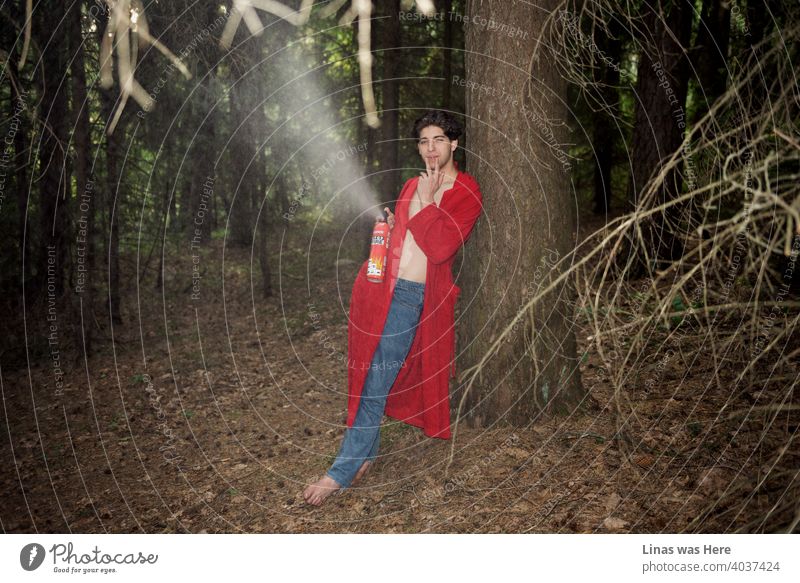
[411,110,464,141]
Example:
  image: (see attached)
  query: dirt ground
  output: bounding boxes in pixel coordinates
[1,217,788,533]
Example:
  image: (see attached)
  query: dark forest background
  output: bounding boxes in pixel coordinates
[0,0,794,358]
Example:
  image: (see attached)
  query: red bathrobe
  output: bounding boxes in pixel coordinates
[346,168,483,439]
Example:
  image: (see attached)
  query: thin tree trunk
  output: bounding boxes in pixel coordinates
[691,0,731,124]
[185,2,219,244]
[359,14,380,258]
[228,45,259,247]
[156,168,171,292]
[377,0,401,201]
[7,66,31,292]
[592,114,613,215]
[187,93,216,244]
[275,173,291,222]
[107,135,122,326]
[442,0,453,110]
[70,0,96,352]
[36,0,71,299]
[253,93,271,298]
[257,202,272,298]
[363,125,379,258]
[592,21,623,215]
[99,88,122,325]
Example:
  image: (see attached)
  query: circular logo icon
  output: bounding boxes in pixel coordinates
[20,543,46,571]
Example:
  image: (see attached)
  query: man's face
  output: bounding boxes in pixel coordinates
[417,125,457,169]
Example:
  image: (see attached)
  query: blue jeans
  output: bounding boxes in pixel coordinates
[326,277,425,489]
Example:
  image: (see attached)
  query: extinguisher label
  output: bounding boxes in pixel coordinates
[367,258,383,276]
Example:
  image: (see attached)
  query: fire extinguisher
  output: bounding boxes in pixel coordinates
[367,216,390,283]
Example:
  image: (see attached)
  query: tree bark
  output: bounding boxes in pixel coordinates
[186,91,216,243]
[5,65,31,294]
[442,0,454,110]
[459,0,585,427]
[156,169,170,292]
[377,0,401,200]
[98,78,123,325]
[257,203,272,299]
[36,0,71,299]
[690,0,731,124]
[184,2,219,244]
[627,0,693,270]
[70,0,96,352]
[228,95,253,246]
[105,125,123,326]
[228,41,263,247]
[592,21,623,215]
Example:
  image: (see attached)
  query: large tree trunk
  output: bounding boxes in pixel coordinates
[459,0,585,427]
[627,0,693,270]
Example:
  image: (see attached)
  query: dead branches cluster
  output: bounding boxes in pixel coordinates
[92,0,434,133]
[462,15,799,531]
[575,28,800,532]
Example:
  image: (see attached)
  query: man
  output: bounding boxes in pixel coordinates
[303,110,483,506]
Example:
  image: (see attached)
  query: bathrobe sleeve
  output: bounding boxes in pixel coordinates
[405,176,483,264]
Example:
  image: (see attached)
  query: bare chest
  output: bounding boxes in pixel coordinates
[408,179,455,220]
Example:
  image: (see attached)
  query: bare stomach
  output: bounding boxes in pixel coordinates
[396,230,427,283]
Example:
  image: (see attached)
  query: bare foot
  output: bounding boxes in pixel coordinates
[350,460,372,486]
[302,475,342,506]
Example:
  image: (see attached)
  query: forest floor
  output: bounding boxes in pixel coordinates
[1,212,780,533]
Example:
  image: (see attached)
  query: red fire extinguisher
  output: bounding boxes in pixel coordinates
[367,216,390,283]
